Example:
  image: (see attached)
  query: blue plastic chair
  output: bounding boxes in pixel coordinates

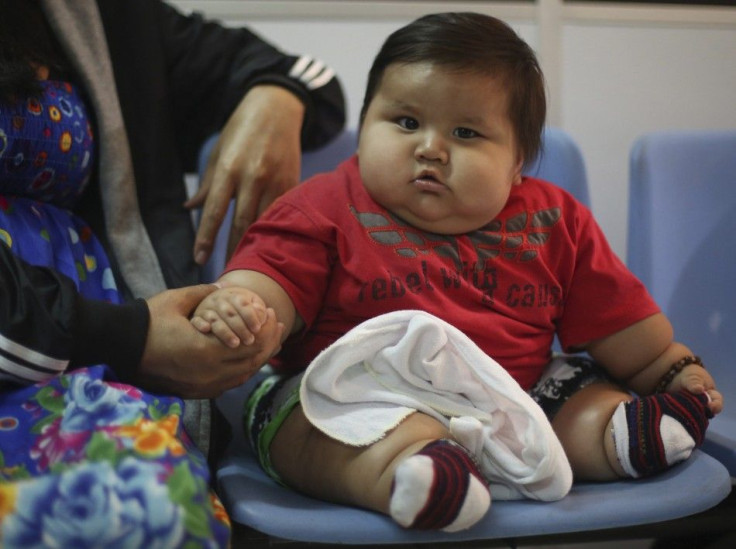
[202,128,731,545]
[525,126,591,207]
[628,129,736,476]
[217,374,730,546]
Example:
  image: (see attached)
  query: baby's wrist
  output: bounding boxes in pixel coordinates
[655,355,705,393]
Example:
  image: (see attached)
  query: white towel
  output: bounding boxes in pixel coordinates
[300,310,572,501]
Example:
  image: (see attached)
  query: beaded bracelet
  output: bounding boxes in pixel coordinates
[655,355,704,393]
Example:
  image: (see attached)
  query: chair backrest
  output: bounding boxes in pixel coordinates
[525,127,591,353]
[524,127,591,207]
[627,129,736,472]
[301,128,357,180]
[627,129,736,381]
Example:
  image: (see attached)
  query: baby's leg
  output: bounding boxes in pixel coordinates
[551,383,631,479]
[270,406,490,531]
[552,383,712,480]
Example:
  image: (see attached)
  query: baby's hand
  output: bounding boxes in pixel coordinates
[191,285,271,349]
[666,363,724,416]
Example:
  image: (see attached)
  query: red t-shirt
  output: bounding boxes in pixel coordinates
[226,156,658,389]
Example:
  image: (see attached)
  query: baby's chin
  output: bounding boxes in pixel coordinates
[392,208,488,236]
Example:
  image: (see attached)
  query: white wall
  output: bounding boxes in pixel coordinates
[173,1,736,261]
[223,18,538,128]
[561,21,736,259]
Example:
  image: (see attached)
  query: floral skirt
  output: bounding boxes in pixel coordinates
[0,366,230,548]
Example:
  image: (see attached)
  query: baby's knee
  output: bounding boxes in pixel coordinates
[551,384,633,480]
[552,383,631,442]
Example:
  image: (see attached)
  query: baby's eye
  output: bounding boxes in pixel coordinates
[397,117,419,130]
[454,127,479,139]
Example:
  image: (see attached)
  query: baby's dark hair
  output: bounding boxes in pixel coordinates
[359,12,546,163]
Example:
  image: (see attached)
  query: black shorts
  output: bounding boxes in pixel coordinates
[529,354,619,420]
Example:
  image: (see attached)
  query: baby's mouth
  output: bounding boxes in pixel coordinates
[412,172,447,193]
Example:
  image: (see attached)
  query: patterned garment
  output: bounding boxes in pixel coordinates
[0,80,117,303]
[0,366,230,548]
[0,80,93,208]
[0,82,231,546]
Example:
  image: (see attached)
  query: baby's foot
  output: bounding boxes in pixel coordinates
[389,439,491,532]
[612,391,712,478]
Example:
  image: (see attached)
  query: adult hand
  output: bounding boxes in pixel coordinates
[186,85,305,266]
[138,284,283,399]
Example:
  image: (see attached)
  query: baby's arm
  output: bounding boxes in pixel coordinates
[192,269,301,350]
[585,312,723,415]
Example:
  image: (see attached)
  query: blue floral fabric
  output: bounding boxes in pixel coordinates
[0,82,231,546]
[0,367,230,548]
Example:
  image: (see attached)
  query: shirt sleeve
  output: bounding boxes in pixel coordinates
[0,242,149,385]
[154,0,346,162]
[224,197,334,330]
[556,210,660,350]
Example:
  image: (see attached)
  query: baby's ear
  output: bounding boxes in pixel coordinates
[512,158,524,185]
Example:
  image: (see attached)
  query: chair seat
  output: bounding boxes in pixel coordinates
[703,414,736,475]
[215,378,731,545]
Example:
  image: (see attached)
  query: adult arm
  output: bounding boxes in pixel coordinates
[139,282,283,398]
[151,0,345,158]
[188,85,305,263]
[1,243,278,396]
[149,1,346,263]
[0,241,146,384]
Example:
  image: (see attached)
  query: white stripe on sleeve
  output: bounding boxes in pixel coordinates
[288,56,334,90]
[0,332,68,383]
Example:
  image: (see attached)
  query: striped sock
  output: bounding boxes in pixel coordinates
[389,439,491,532]
[612,391,713,478]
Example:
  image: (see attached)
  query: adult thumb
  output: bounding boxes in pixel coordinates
[169,283,218,314]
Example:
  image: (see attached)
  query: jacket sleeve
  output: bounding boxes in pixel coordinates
[154,1,346,164]
[0,242,149,385]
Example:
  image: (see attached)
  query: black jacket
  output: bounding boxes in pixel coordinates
[0,0,345,384]
[0,242,149,383]
[80,0,345,293]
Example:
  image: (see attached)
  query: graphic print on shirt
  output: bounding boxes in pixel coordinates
[350,204,564,308]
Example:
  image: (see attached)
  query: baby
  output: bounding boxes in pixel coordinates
[192,12,721,532]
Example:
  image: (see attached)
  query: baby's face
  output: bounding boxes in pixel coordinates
[358,62,523,235]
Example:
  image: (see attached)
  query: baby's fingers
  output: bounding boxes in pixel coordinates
[676,369,724,416]
[704,388,724,416]
[209,314,251,348]
[235,296,268,336]
[198,303,249,348]
[190,315,212,334]
[208,294,264,345]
